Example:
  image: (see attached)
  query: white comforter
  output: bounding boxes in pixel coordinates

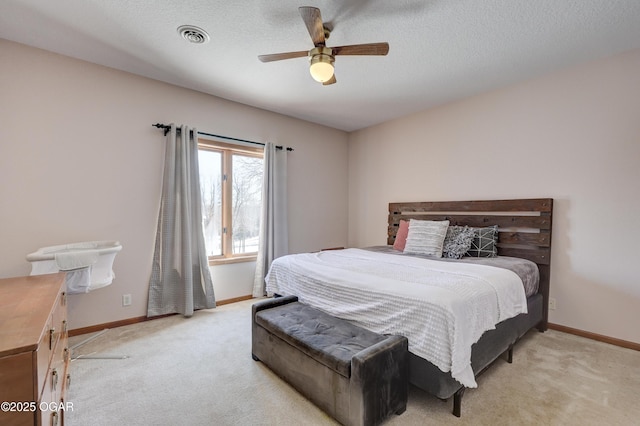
[265,248,528,388]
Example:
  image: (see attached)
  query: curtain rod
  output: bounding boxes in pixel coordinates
[152,123,293,151]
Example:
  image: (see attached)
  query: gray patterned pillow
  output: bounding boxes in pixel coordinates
[466,226,499,258]
[442,226,475,259]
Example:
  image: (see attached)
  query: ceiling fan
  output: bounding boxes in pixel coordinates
[258,6,389,85]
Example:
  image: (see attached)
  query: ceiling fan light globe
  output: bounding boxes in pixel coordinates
[309,54,334,83]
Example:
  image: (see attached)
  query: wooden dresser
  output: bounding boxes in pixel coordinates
[0,273,70,426]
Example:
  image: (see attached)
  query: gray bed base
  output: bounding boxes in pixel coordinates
[410,293,543,416]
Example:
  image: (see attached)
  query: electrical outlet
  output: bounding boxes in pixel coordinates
[122,294,132,307]
[549,297,556,310]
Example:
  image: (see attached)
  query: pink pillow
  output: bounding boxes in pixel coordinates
[393,220,409,251]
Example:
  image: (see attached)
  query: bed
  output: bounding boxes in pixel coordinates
[266,198,553,416]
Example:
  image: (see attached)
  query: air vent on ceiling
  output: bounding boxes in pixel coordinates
[177,25,210,44]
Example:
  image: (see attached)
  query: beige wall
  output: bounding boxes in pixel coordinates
[348,49,640,344]
[0,40,348,329]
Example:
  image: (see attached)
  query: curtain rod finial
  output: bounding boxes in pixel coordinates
[152,123,171,136]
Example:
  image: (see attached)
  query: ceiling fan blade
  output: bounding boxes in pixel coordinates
[332,42,389,56]
[322,75,337,86]
[258,50,309,63]
[299,6,325,46]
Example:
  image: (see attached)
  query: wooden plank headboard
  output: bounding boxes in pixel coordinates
[388,198,553,330]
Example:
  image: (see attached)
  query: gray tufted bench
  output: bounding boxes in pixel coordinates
[252,295,408,426]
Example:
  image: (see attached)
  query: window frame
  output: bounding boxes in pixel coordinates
[198,139,264,265]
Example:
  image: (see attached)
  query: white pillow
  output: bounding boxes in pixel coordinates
[403,219,450,257]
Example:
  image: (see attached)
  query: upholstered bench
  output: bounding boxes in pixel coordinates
[252,295,408,426]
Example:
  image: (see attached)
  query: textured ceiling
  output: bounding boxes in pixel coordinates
[2,0,640,132]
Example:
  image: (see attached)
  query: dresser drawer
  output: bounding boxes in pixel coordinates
[37,289,67,399]
[39,364,64,426]
[36,327,53,401]
[39,289,68,426]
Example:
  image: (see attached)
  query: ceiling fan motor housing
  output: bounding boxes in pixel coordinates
[309,46,334,64]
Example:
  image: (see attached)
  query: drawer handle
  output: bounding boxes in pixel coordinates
[66,373,72,388]
[64,347,70,362]
[52,411,59,426]
[62,319,68,334]
[51,368,58,391]
[49,327,56,350]
[61,291,67,305]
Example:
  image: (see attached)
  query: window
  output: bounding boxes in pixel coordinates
[198,140,263,264]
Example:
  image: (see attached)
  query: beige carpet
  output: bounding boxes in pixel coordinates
[66,299,640,426]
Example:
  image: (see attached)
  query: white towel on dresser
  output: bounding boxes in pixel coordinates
[54,250,99,271]
[265,248,527,388]
[64,268,93,294]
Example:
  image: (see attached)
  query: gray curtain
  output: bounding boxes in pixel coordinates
[253,142,288,297]
[148,124,216,317]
